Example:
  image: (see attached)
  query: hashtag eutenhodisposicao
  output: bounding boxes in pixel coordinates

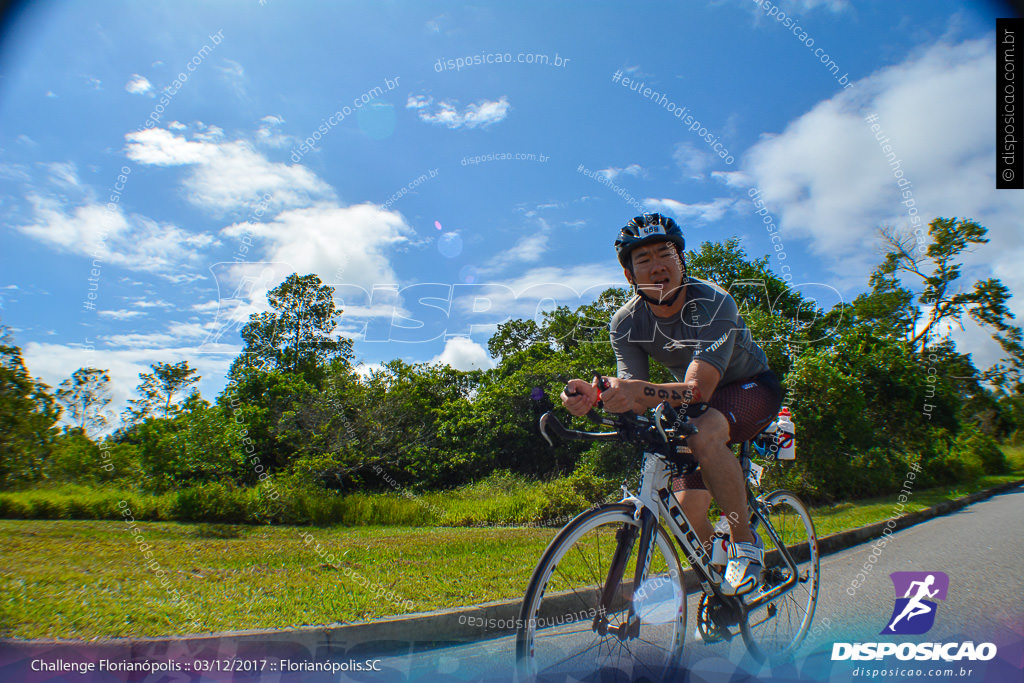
[611,70,734,165]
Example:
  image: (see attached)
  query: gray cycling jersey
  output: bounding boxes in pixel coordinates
[610,277,769,385]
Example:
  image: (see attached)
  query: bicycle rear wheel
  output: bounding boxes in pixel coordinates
[516,504,686,682]
[740,489,819,664]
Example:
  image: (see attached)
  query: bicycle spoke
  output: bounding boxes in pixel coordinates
[741,491,819,664]
[518,506,685,680]
[553,563,601,616]
[614,634,670,681]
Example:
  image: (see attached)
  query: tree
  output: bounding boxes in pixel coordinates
[488,318,544,359]
[135,394,247,490]
[687,239,807,321]
[0,337,61,487]
[230,273,353,383]
[125,361,200,422]
[56,368,112,435]
[864,218,1024,384]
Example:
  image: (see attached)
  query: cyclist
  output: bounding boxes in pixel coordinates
[561,213,783,596]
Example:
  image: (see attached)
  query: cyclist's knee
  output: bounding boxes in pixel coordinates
[688,409,729,454]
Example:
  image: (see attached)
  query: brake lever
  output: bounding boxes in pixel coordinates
[655,400,698,437]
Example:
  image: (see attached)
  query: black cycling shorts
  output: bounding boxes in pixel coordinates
[671,370,784,492]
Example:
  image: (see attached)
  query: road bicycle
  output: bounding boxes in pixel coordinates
[515,378,819,681]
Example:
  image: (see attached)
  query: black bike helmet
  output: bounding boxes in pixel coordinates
[615,213,688,306]
[614,213,686,268]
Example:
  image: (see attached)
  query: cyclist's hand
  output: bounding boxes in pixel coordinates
[599,377,644,414]
[561,379,597,416]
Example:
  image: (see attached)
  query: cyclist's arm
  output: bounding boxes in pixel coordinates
[603,360,721,413]
[641,359,721,411]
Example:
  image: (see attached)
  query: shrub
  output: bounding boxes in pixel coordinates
[174,482,250,523]
[537,479,588,522]
[955,424,1008,475]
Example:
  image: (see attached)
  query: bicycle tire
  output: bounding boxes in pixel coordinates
[515,504,686,682]
[740,489,820,664]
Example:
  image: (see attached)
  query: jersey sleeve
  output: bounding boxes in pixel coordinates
[610,310,651,381]
[691,293,739,377]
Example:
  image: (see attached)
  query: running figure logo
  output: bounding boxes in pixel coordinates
[881,571,949,635]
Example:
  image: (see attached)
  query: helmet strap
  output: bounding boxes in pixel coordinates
[626,246,688,308]
[627,267,686,307]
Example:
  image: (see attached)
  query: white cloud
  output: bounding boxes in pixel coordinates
[711,170,752,188]
[15,195,218,277]
[191,299,224,313]
[210,206,415,345]
[46,162,82,189]
[185,142,332,214]
[125,74,153,96]
[125,126,333,215]
[406,95,432,110]
[622,65,653,79]
[450,262,626,328]
[255,115,294,148]
[673,143,714,180]
[743,37,1024,352]
[0,163,31,181]
[354,361,385,379]
[193,123,225,143]
[597,164,646,182]
[99,309,145,320]
[101,318,218,349]
[130,299,174,309]
[407,95,511,129]
[125,128,217,166]
[192,195,417,350]
[480,220,551,273]
[645,197,736,224]
[222,203,412,292]
[744,39,1007,263]
[218,59,248,100]
[430,337,495,371]
[322,262,625,349]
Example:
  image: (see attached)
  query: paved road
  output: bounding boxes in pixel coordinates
[369,486,1024,682]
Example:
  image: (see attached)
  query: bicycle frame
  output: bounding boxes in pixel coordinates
[537,403,807,637]
[596,444,805,630]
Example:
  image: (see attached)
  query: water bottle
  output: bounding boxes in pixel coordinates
[776,407,796,460]
[756,420,779,459]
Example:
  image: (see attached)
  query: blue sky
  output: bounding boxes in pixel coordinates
[1,0,1021,426]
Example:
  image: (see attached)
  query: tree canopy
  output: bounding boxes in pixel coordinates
[1,219,1020,505]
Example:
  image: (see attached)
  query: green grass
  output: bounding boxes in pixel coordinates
[0,472,596,528]
[2,459,1021,640]
[808,472,1022,538]
[0,519,558,640]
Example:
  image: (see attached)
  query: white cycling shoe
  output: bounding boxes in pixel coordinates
[720,540,764,596]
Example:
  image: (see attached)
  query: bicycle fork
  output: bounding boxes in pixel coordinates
[592,507,658,640]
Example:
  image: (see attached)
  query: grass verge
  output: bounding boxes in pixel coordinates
[1,469,1021,640]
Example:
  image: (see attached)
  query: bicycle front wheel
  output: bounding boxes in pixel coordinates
[516,504,686,682]
[740,489,820,664]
